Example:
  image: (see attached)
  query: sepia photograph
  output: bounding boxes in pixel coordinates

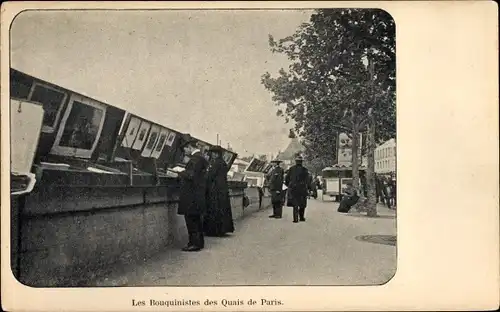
[8,7,396,288]
[2,1,498,311]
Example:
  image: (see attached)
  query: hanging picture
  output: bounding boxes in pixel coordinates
[50,93,107,158]
[27,82,68,133]
[132,120,151,150]
[121,116,141,148]
[165,131,176,147]
[150,128,169,159]
[141,124,160,157]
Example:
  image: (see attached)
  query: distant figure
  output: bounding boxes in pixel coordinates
[337,181,359,213]
[382,175,392,208]
[268,159,285,219]
[257,185,264,209]
[177,144,209,252]
[285,155,311,223]
[314,176,322,190]
[204,145,235,237]
[388,173,396,208]
[375,174,382,204]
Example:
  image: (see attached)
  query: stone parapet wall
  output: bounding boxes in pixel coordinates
[11,179,269,287]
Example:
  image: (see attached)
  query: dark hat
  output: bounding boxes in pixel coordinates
[209,145,223,153]
[179,133,196,148]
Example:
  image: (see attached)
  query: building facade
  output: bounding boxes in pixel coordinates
[375,138,396,174]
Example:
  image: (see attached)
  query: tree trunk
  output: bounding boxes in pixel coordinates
[365,114,378,217]
[351,124,360,191]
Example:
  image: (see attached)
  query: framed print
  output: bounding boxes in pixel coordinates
[131,120,151,150]
[27,82,68,134]
[120,116,141,148]
[141,124,160,157]
[165,130,176,147]
[50,93,107,159]
[150,128,169,159]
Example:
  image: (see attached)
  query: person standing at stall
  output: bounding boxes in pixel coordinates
[268,159,285,219]
[177,144,209,252]
[285,155,311,223]
[204,145,235,237]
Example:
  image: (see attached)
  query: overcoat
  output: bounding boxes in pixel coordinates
[268,166,285,204]
[177,153,209,216]
[285,164,310,209]
[204,157,234,236]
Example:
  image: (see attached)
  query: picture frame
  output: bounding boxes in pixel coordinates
[120,116,141,148]
[27,81,68,134]
[141,124,160,157]
[50,93,107,159]
[131,120,151,150]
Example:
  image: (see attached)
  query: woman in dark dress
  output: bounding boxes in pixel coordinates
[204,146,235,236]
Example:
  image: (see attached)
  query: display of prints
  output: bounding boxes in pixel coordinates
[244,158,267,173]
[165,131,176,147]
[121,116,141,148]
[131,121,151,150]
[150,128,169,159]
[141,124,160,157]
[263,163,273,174]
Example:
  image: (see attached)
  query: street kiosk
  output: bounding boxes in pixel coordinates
[321,164,366,202]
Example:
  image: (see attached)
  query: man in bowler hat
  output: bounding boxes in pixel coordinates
[177,143,209,252]
[267,159,285,219]
[285,154,311,223]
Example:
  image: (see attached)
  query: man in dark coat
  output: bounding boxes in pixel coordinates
[389,174,397,208]
[285,155,311,223]
[177,145,209,252]
[375,174,384,204]
[267,159,285,219]
[203,145,235,237]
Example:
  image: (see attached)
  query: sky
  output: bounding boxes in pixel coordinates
[10,10,313,157]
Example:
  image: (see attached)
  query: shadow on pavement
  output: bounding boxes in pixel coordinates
[345,213,396,219]
[355,235,396,246]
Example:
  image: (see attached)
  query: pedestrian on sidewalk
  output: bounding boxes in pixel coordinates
[177,143,209,252]
[382,175,392,209]
[388,173,397,208]
[285,154,311,223]
[268,159,285,219]
[204,145,235,237]
[375,174,383,204]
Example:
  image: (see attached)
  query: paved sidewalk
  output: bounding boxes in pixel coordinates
[96,198,396,286]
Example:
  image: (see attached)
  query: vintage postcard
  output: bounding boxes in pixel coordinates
[1,1,498,311]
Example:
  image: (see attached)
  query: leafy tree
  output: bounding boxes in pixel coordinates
[262,8,395,216]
